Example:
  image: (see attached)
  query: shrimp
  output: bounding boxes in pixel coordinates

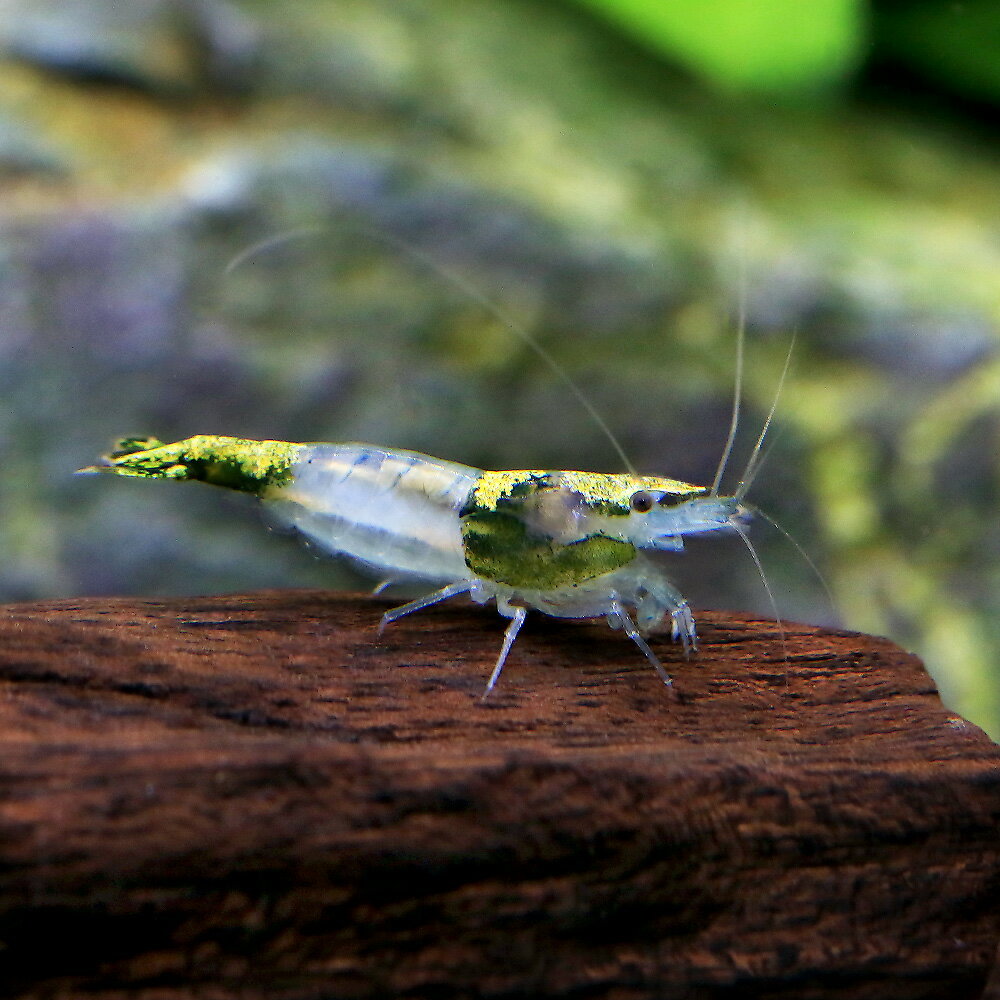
[78,422,769,696]
[79,230,794,697]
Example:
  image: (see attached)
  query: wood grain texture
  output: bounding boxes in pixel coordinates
[0,590,998,999]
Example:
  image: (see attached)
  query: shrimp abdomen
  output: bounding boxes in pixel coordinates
[268,444,480,584]
[82,436,481,586]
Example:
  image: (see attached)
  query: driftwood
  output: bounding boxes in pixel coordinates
[0,590,998,999]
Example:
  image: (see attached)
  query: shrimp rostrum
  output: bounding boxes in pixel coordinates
[81,433,758,696]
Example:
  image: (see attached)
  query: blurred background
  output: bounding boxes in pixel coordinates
[0,0,998,735]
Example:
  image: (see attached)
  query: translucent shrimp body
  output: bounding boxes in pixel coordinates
[81,435,752,695]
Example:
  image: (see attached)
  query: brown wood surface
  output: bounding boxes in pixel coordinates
[0,590,998,999]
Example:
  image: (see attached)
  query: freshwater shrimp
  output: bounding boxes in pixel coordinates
[79,223,795,696]
[78,349,783,697]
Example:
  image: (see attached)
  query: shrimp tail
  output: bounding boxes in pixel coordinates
[76,435,304,495]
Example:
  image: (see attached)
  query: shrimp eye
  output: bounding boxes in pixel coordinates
[630,490,654,513]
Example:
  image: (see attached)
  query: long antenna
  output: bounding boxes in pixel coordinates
[731,518,787,656]
[710,270,746,497]
[750,503,838,614]
[223,226,326,276]
[226,222,638,477]
[735,332,796,502]
[362,227,638,477]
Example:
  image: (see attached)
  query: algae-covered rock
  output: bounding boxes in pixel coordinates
[0,0,260,94]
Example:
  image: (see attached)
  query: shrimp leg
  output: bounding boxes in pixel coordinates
[484,602,527,698]
[608,601,677,696]
[378,580,474,632]
[380,582,526,698]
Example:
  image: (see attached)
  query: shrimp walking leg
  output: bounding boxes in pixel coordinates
[608,601,677,694]
[670,603,696,654]
[483,602,527,698]
[378,580,475,632]
[631,570,696,654]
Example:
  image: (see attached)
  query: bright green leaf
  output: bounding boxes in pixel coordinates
[575,0,866,94]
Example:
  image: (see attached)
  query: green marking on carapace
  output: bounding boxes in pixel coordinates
[78,435,305,495]
[461,509,637,589]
